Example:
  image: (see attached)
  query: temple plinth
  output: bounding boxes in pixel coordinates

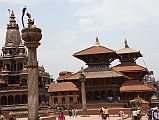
[22,26,42,120]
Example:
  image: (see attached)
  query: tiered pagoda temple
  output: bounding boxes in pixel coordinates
[49,38,129,108]
[0,11,51,109]
[113,40,155,102]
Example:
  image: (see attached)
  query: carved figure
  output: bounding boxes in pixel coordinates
[21,6,36,28]
[26,12,35,28]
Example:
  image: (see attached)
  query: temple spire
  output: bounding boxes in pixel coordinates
[5,10,21,47]
[7,10,19,29]
[95,36,100,46]
[124,39,129,48]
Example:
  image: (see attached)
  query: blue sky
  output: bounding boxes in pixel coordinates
[0,0,159,80]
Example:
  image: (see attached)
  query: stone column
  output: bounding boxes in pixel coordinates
[22,27,42,120]
[79,68,87,116]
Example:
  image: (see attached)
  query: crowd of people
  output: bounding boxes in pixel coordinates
[57,107,78,120]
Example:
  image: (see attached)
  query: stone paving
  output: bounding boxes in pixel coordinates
[63,115,148,120]
[16,115,148,120]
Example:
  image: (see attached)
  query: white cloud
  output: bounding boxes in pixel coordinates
[0,28,6,48]
[71,0,159,33]
[0,0,27,4]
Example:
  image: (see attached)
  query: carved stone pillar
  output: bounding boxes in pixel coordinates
[22,27,42,120]
[79,68,87,116]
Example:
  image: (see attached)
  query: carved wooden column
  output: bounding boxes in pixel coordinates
[22,26,42,120]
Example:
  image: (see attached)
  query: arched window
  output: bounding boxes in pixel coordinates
[87,91,93,101]
[62,97,65,104]
[69,97,73,103]
[8,95,14,105]
[101,90,106,100]
[22,94,27,104]
[107,90,113,97]
[15,94,21,104]
[18,62,23,71]
[94,91,100,100]
[1,96,7,105]
[11,61,16,71]
[54,98,58,104]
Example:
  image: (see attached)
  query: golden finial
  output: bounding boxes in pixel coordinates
[125,39,129,48]
[95,36,100,46]
[11,10,14,17]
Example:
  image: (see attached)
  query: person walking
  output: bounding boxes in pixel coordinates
[72,108,77,118]
[68,108,72,117]
[58,112,65,120]
[99,107,105,120]
[0,110,5,120]
[147,107,152,120]
[132,110,138,120]
[118,110,125,120]
[103,107,110,120]
[136,109,141,120]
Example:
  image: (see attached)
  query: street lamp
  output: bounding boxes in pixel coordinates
[21,11,42,120]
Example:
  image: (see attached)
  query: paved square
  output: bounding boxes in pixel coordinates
[63,115,148,120]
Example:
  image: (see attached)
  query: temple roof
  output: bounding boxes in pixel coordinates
[65,70,128,80]
[120,80,155,92]
[48,82,79,92]
[74,45,115,56]
[57,71,73,81]
[73,37,115,57]
[112,62,148,72]
[117,47,140,54]
[116,40,142,57]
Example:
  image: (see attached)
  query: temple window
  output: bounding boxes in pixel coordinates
[8,76,20,85]
[8,95,14,105]
[107,90,113,97]
[92,80,97,85]
[15,94,21,104]
[94,91,100,100]
[101,90,106,100]
[69,97,73,103]
[22,94,27,104]
[87,91,93,101]
[62,97,65,104]
[54,98,58,104]
[18,62,23,71]
[1,96,7,105]
[61,92,65,95]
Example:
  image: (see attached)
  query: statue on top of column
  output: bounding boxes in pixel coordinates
[79,66,86,80]
[22,6,36,29]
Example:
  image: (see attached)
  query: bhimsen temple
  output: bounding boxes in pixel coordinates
[0,11,51,114]
[48,37,157,110]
